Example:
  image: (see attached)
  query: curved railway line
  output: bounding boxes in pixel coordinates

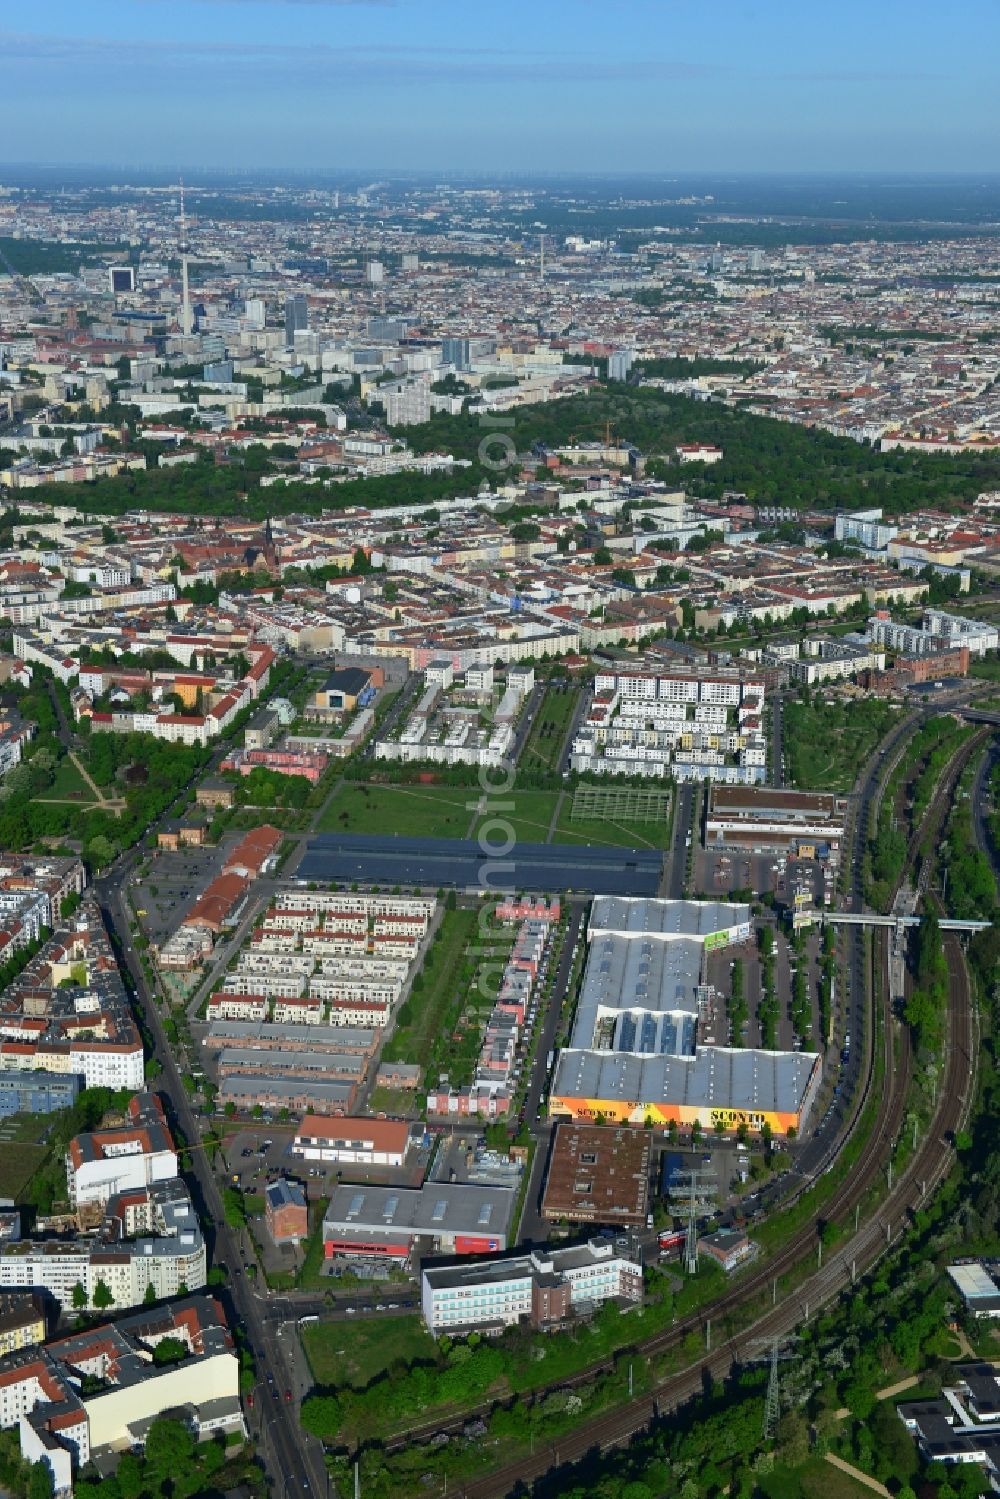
[353,721,986,1497]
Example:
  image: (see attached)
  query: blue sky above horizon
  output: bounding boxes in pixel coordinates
[4,0,999,175]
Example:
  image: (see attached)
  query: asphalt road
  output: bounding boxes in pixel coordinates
[517,900,587,1245]
[771,691,784,787]
[663,781,695,898]
[557,681,591,775]
[361,672,421,757]
[95,873,327,1499]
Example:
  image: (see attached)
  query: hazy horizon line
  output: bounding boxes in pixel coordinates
[4,162,1000,183]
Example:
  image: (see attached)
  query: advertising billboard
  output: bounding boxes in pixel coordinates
[548,1094,803,1136]
[323,1237,409,1259]
[454,1235,502,1255]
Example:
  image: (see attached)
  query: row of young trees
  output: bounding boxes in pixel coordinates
[757,929,779,1049]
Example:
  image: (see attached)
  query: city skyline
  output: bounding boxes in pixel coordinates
[6,0,1000,174]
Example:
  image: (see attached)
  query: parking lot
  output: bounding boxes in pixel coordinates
[703,923,825,1052]
[132,843,232,942]
[428,1135,524,1189]
[220,1124,430,1198]
[696,848,833,906]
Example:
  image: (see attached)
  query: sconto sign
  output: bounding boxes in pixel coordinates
[710,1108,767,1131]
[548,1095,803,1135]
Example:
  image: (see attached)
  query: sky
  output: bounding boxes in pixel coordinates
[4,0,1000,176]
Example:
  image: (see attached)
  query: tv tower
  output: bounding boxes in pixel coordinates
[179,177,192,337]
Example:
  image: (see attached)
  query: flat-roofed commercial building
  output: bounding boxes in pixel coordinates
[202,1020,377,1057]
[217,1075,357,1117]
[946,1261,1000,1319]
[292,1115,419,1168]
[705,785,847,862]
[549,897,821,1138]
[421,1236,642,1335]
[541,1123,650,1228]
[551,1046,820,1137]
[214,1048,366,1084]
[297,833,664,896]
[588,895,753,948]
[323,1182,515,1264]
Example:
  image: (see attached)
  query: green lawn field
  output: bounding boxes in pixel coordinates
[38,758,98,803]
[382,907,479,1072]
[519,685,580,774]
[783,698,902,793]
[301,1314,437,1390]
[553,804,673,850]
[0,1115,52,1201]
[471,789,561,845]
[316,781,481,839]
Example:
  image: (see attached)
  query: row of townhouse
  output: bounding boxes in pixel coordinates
[210,892,436,1026]
[207,986,398,1030]
[571,672,767,785]
[428,915,554,1119]
[593,670,765,706]
[271,891,436,920]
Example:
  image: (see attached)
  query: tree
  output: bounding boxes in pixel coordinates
[27,1461,55,1499]
[151,1335,188,1367]
[300,1393,344,1439]
[144,1416,195,1474]
[71,1281,88,1310]
[143,1281,156,1306]
[775,1409,810,1467]
[86,835,116,871]
[223,1187,246,1229]
[92,1279,114,1311]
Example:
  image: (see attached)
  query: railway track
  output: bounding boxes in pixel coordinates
[363,725,981,1495]
[458,901,974,1499]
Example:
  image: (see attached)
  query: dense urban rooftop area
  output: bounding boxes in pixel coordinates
[4,163,1000,1499]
